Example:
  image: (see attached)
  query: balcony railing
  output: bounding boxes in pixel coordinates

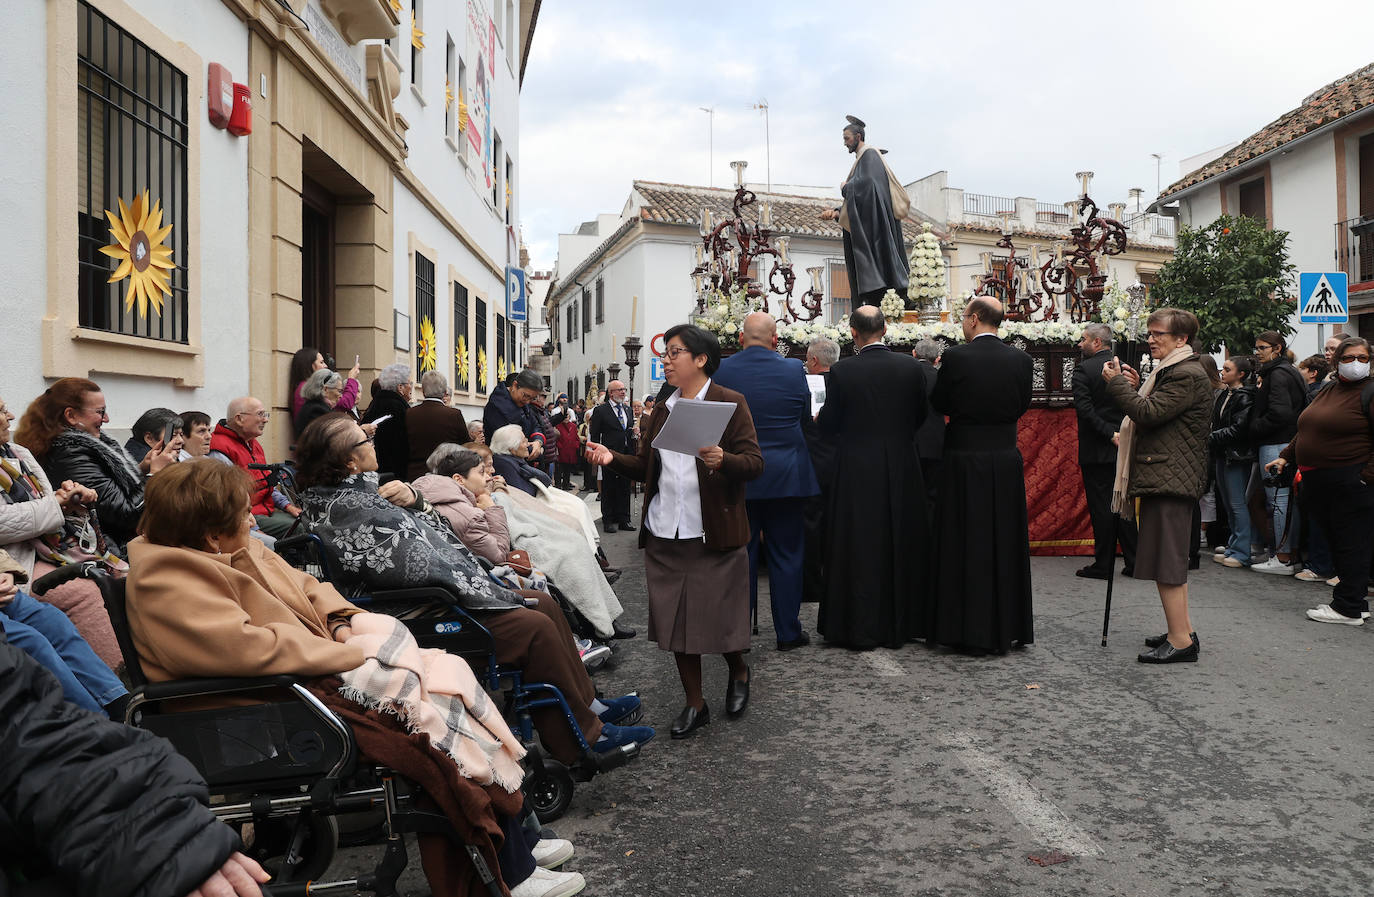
[1335,217,1374,284]
[1124,212,1177,239]
[963,192,1016,218]
[1035,202,1069,226]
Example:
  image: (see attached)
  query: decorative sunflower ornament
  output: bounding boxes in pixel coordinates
[411,12,424,49]
[445,80,454,110]
[99,190,174,319]
[416,316,437,372]
[455,335,469,388]
[498,357,508,382]
[477,347,489,391]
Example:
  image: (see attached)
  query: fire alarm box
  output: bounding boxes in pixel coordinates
[228,82,252,136]
[207,63,233,129]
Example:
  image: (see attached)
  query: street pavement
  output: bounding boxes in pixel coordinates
[336,504,1374,896]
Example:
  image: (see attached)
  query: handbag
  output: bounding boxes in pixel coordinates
[33,508,129,574]
[503,549,533,577]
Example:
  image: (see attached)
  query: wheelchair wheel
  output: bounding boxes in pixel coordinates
[525,758,575,822]
[247,813,339,882]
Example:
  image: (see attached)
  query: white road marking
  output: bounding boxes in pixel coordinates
[863,650,907,677]
[942,730,1104,857]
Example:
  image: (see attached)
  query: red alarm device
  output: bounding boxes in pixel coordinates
[228,82,252,136]
[207,63,233,129]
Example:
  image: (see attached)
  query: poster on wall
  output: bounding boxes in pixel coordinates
[465,0,493,193]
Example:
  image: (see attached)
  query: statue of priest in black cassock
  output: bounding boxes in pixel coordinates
[924,296,1035,653]
[820,116,911,307]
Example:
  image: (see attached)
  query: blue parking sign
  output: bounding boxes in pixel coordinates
[649,357,664,382]
[1298,272,1347,324]
[506,267,527,323]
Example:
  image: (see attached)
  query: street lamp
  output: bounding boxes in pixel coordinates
[622,336,642,403]
[607,361,621,384]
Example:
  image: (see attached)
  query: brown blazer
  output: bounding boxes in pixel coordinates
[405,399,470,480]
[607,381,763,551]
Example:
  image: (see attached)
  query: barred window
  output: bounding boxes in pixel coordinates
[495,312,507,375]
[581,288,591,334]
[475,297,488,392]
[595,278,605,324]
[78,0,189,342]
[453,281,469,390]
[414,252,436,375]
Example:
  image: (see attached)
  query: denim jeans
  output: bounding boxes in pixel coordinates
[0,588,127,714]
[1257,443,1297,555]
[1216,459,1252,563]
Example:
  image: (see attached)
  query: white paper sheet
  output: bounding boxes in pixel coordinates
[806,374,827,417]
[651,398,737,456]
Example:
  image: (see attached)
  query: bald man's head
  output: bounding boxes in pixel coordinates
[966,296,1005,329]
[740,312,778,348]
[225,396,267,439]
[850,305,886,342]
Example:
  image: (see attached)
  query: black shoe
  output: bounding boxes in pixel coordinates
[618,521,636,532]
[1075,565,1110,580]
[611,619,636,639]
[1120,567,1134,578]
[1188,557,1201,570]
[1138,638,1200,663]
[726,667,750,718]
[1143,631,1199,649]
[603,522,618,534]
[670,702,710,738]
[603,569,623,586]
[777,631,811,651]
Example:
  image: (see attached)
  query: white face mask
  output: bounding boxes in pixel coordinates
[1338,360,1370,381]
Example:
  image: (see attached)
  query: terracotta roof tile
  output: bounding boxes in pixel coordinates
[632,180,948,242]
[1160,61,1374,200]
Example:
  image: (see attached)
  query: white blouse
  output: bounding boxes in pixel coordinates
[644,379,712,541]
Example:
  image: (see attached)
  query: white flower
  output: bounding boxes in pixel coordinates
[1114,307,1128,320]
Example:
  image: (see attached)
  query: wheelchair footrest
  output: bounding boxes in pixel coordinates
[571,741,639,782]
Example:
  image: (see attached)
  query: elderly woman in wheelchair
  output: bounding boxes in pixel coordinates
[124,461,586,897]
[292,414,652,769]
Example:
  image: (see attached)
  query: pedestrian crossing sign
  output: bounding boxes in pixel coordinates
[1298,271,1347,324]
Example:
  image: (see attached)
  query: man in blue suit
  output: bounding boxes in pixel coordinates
[714,312,820,650]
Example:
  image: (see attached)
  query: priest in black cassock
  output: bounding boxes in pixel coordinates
[926,297,1034,653]
[815,306,932,649]
[820,116,910,306]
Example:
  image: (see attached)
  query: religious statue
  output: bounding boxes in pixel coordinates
[820,115,911,306]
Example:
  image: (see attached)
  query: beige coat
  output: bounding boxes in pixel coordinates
[125,536,363,683]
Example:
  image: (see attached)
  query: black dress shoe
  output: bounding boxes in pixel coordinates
[725,667,750,718]
[670,702,710,738]
[1075,565,1110,580]
[611,619,636,639]
[1143,631,1199,649]
[1138,638,1200,663]
[777,631,811,651]
[618,521,636,532]
[602,522,618,534]
[1120,567,1134,578]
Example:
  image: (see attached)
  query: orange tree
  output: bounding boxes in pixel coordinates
[1151,214,1296,353]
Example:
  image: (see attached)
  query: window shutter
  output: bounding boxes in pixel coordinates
[1359,134,1374,220]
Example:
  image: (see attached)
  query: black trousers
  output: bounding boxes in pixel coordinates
[1081,462,1138,572]
[920,457,941,507]
[601,467,632,526]
[802,493,827,604]
[555,461,574,488]
[582,457,598,491]
[1300,466,1374,618]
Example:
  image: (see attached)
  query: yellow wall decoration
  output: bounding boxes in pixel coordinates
[477,347,489,392]
[498,357,508,382]
[389,0,401,11]
[411,12,424,49]
[455,335,469,387]
[416,316,437,372]
[445,80,454,110]
[99,190,174,319]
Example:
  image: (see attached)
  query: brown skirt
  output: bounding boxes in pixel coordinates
[1133,495,1194,586]
[643,534,750,655]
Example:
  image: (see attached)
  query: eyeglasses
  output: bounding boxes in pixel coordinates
[238,410,270,420]
[1145,330,1173,340]
[1339,354,1371,363]
[664,346,694,359]
[352,434,375,448]
[82,406,108,417]
[1253,344,1273,352]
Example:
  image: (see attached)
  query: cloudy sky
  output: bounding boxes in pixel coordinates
[519,0,1374,268]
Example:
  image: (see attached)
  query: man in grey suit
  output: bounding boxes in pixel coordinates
[1072,323,1137,579]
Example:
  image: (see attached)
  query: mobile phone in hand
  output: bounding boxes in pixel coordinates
[162,420,178,447]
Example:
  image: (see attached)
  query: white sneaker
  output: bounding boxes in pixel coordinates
[1218,555,1244,568]
[510,866,586,897]
[1252,557,1299,575]
[532,838,574,869]
[1212,545,1227,555]
[1327,576,1341,587]
[1294,568,1328,582]
[1306,604,1364,626]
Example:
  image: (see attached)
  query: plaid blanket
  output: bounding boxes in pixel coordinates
[338,612,525,792]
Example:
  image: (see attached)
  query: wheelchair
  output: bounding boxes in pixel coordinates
[273,533,641,822]
[30,562,502,897]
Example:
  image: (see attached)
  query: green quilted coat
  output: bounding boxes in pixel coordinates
[1105,355,1215,501]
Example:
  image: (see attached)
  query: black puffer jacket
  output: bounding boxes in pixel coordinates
[40,430,145,552]
[1249,358,1306,446]
[0,641,238,897]
[1210,385,1257,464]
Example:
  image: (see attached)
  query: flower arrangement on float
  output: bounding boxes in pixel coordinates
[906,222,946,313]
[1095,276,1151,341]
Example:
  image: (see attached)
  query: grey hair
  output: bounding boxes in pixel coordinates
[378,363,411,391]
[467,420,484,437]
[426,443,481,477]
[489,423,526,455]
[806,337,840,368]
[301,368,342,400]
[1082,323,1113,346]
[420,370,449,399]
[913,339,941,362]
[514,368,543,392]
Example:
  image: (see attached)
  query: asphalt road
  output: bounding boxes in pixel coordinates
[334,512,1374,897]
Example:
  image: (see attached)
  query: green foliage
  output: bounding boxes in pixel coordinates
[1151,214,1297,353]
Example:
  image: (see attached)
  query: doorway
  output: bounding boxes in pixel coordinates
[301,177,336,361]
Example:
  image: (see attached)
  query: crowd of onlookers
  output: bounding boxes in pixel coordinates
[0,349,663,897]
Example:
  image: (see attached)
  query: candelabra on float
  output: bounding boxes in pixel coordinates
[974,211,1048,321]
[689,160,823,323]
[1038,171,1128,322]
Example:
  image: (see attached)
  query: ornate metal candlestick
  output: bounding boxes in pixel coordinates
[690,160,821,323]
[622,336,641,403]
[1038,171,1127,322]
[975,212,1047,321]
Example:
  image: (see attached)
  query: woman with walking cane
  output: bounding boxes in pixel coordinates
[1102,308,1213,663]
